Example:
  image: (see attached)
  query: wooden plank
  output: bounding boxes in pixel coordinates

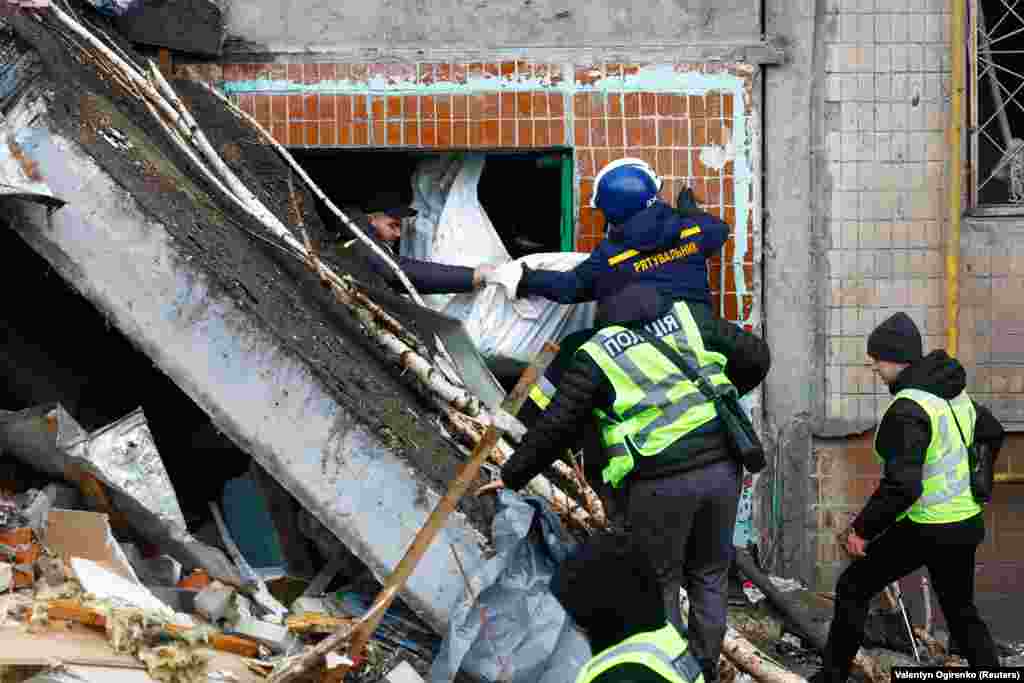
[0,622,142,668]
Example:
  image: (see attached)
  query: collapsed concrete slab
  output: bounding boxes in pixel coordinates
[0,13,492,632]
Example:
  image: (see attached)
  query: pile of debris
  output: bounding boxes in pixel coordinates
[0,433,441,683]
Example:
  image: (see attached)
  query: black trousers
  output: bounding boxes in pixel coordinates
[821,514,999,681]
[627,458,743,680]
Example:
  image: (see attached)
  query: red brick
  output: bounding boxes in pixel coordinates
[272,122,287,144]
[403,95,419,119]
[576,149,594,177]
[338,122,351,146]
[574,93,590,119]
[453,121,469,146]
[689,95,706,118]
[239,94,255,116]
[351,63,368,83]
[320,95,335,121]
[305,121,319,145]
[469,120,483,147]
[387,96,402,118]
[338,96,352,122]
[335,63,351,82]
[641,92,657,116]
[517,61,533,78]
[532,92,549,117]
[437,120,453,146]
[469,62,484,79]
[369,63,387,81]
[500,92,516,119]
[436,63,452,83]
[516,92,532,117]
[590,93,606,117]
[674,149,690,177]
[624,92,640,118]
[372,121,386,145]
[692,119,707,146]
[518,120,533,147]
[500,119,516,146]
[590,119,608,147]
[500,61,516,79]
[255,95,271,123]
[287,94,303,120]
[421,121,437,147]
[271,64,287,80]
[706,93,723,119]
[419,96,436,119]
[549,63,565,85]
[549,92,565,117]
[404,121,419,146]
[482,119,500,146]
[353,122,369,145]
[675,120,690,147]
[657,149,673,177]
[605,63,622,79]
[453,95,468,119]
[353,96,368,121]
[484,62,500,79]
[641,119,656,146]
[436,95,452,120]
[708,119,723,146]
[371,96,385,120]
[387,122,402,145]
[288,122,303,146]
[469,94,485,120]
[303,94,318,121]
[607,94,622,117]
[593,149,610,173]
[607,119,624,147]
[574,120,589,147]
[657,120,674,147]
[271,95,287,122]
[320,122,337,145]
[303,63,319,85]
[319,63,337,82]
[535,119,550,147]
[623,64,640,77]
[723,177,735,205]
[483,94,499,118]
[657,94,673,117]
[723,93,734,118]
[551,119,566,145]
[286,64,302,82]
[453,63,467,84]
[533,63,548,82]
[417,63,434,84]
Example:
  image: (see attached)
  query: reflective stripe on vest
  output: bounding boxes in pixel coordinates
[578,302,734,488]
[874,388,982,524]
[574,624,704,683]
[528,374,558,410]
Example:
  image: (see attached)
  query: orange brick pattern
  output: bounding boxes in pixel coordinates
[175,60,758,326]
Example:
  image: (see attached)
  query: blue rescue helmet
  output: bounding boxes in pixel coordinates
[590,158,663,225]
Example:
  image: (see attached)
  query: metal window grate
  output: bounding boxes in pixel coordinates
[971,0,1024,210]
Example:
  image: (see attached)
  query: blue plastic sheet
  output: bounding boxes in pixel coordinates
[86,0,143,17]
[429,491,592,683]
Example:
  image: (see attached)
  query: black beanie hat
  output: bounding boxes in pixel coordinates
[867,312,923,363]
[595,283,670,327]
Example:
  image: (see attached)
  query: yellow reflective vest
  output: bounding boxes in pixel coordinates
[575,624,704,683]
[578,301,734,488]
[875,388,982,524]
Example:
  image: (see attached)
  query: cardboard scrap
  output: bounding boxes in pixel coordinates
[44,509,138,583]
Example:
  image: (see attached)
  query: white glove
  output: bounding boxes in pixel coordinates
[487,260,524,297]
[491,409,528,442]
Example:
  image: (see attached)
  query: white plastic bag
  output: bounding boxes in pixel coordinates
[404,154,596,363]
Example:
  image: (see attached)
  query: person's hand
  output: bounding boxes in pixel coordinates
[476,479,506,497]
[845,529,867,558]
[473,264,497,289]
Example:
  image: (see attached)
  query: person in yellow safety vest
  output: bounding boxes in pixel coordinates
[813,313,1005,683]
[550,532,705,683]
[478,283,770,683]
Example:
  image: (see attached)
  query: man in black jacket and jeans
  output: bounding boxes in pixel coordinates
[478,283,770,683]
[815,312,1003,682]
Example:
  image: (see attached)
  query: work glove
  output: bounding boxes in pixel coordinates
[472,264,497,290]
[484,260,525,298]
[675,187,705,218]
[491,408,528,442]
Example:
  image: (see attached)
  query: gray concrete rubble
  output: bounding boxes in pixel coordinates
[0,9,492,635]
[0,403,242,585]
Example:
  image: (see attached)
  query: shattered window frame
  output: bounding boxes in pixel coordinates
[969,0,1024,215]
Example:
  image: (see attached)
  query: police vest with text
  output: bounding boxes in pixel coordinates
[575,624,705,683]
[578,301,734,489]
[874,388,983,524]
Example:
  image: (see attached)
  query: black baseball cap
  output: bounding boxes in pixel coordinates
[363,190,418,219]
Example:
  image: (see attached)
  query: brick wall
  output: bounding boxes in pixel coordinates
[174,59,760,329]
[821,0,950,428]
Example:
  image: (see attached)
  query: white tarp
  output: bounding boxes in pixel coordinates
[404,153,596,364]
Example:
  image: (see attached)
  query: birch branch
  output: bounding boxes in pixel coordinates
[197,77,426,307]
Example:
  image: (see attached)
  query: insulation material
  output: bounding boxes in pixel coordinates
[405,154,596,364]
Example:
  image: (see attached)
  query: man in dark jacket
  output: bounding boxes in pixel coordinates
[488,158,729,306]
[814,312,1003,682]
[478,283,770,683]
[552,532,704,683]
[338,191,494,295]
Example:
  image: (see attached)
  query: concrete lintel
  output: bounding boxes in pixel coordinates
[114,0,227,57]
[219,39,787,65]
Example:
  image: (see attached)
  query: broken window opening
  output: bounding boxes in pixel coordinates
[293,148,574,259]
[970,0,1024,212]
